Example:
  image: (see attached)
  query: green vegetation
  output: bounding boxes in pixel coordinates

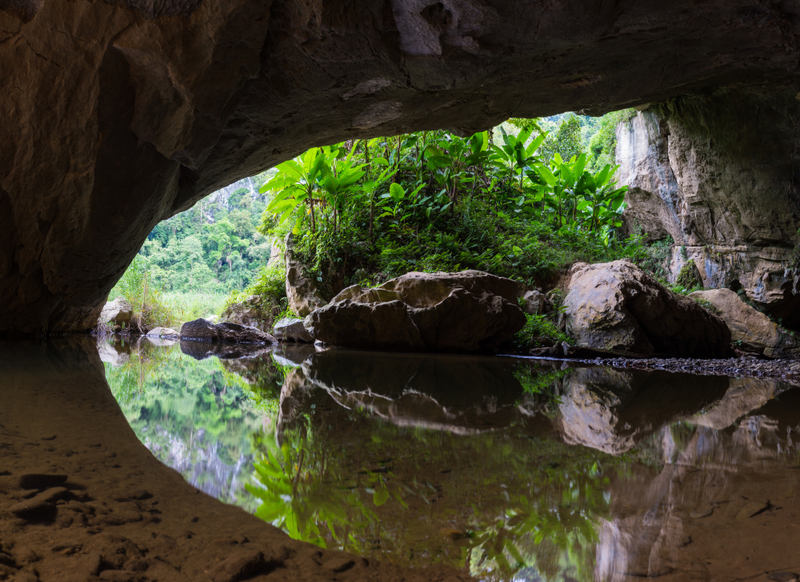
[257,116,643,301]
[110,108,678,337]
[105,340,284,509]
[108,177,274,328]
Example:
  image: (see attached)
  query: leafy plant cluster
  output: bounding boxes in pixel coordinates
[258,116,638,298]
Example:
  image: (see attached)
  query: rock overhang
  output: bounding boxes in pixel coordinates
[3,0,800,334]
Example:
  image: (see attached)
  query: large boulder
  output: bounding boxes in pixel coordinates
[98,298,133,327]
[272,317,313,343]
[564,260,731,358]
[284,234,327,317]
[305,270,526,353]
[689,288,800,358]
[220,294,282,333]
[180,318,275,344]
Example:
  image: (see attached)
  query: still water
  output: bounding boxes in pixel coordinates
[102,337,800,582]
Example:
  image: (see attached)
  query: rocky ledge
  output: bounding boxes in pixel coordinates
[305,270,526,353]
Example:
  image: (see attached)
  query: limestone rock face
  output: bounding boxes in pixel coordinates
[4,1,800,335]
[99,298,133,327]
[180,318,275,344]
[272,317,313,343]
[305,271,526,353]
[284,235,327,318]
[220,294,282,333]
[564,260,731,358]
[689,288,800,358]
[616,92,800,327]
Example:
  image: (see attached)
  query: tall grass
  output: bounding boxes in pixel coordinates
[161,291,229,326]
[108,257,229,331]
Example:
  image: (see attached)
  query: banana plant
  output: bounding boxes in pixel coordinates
[575,163,628,233]
[490,126,547,194]
[260,147,331,234]
[318,145,366,235]
[378,181,425,233]
[423,131,491,209]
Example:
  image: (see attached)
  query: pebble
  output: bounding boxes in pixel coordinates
[9,487,68,517]
[736,501,770,520]
[567,355,800,382]
[18,473,68,490]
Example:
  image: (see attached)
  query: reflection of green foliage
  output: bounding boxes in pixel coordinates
[247,426,387,551]
[513,365,568,397]
[248,386,634,581]
[104,341,279,509]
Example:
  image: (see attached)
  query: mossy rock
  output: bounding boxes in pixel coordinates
[677,260,703,290]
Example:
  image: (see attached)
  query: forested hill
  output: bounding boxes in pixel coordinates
[139,171,274,295]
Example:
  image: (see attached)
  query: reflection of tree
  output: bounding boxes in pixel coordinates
[248,367,633,582]
[104,340,277,510]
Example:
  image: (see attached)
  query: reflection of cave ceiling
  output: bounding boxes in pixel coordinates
[2,0,800,334]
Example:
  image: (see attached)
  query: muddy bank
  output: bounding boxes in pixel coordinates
[0,339,471,582]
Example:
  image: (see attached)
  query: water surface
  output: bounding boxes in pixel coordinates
[101,337,800,581]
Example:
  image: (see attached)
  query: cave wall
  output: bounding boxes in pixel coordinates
[617,90,800,326]
[3,0,800,335]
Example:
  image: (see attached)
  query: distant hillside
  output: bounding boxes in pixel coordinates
[139,172,274,295]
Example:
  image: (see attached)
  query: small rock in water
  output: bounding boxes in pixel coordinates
[17,473,68,490]
[736,500,771,520]
[690,507,714,519]
[9,486,68,517]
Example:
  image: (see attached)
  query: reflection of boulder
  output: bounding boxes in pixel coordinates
[564,260,731,357]
[689,377,786,430]
[559,367,728,454]
[305,270,526,353]
[180,318,275,344]
[297,350,529,433]
[96,339,130,367]
[272,343,320,367]
[179,340,271,361]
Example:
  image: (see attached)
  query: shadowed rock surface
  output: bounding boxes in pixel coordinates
[564,260,732,357]
[305,270,526,352]
[3,1,800,334]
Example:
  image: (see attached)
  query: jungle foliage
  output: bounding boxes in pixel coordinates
[258,115,637,301]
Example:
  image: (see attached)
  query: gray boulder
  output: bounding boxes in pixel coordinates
[305,270,526,353]
[564,260,731,358]
[99,297,133,327]
[273,317,313,343]
[180,318,275,344]
[689,288,800,358]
